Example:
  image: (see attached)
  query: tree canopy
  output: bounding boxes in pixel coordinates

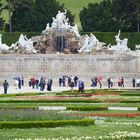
[0,0,5,30]
[80,0,140,32]
[5,0,74,32]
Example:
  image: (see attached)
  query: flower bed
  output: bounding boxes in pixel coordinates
[75,112,140,118]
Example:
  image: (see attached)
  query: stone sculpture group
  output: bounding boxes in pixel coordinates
[0,10,137,55]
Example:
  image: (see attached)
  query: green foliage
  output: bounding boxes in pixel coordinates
[0,32,40,45]
[0,119,95,129]
[0,0,5,30]
[80,0,140,32]
[5,0,74,32]
[0,99,101,103]
[120,93,140,96]
[67,106,108,111]
[81,32,140,50]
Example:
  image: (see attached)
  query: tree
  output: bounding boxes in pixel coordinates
[5,0,74,32]
[80,0,140,32]
[0,0,5,31]
[80,0,118,32]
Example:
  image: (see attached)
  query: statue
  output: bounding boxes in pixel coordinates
[109,30,130,53]
[72,24,80,38]
[0,34,10,51]
[78,34,90,52]
[78,33,105,53]
[18,34,37,54]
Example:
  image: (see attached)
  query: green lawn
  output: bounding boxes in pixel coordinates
[0,90,140,139]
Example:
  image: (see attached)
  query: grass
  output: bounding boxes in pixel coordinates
[0,89,139,139]
[57,0,102,29]
[0,125,139,140]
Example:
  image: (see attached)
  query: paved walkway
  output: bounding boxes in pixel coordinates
[0,86,139,94]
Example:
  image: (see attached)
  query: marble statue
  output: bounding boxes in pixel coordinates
[135,44,140,50]
[0,34,10,51]
[42,23,51,33]
[78,33,105,53]
[109,30,130,53]
[72,24,80,38]
[18,34,37,54]
[51,10,69,29]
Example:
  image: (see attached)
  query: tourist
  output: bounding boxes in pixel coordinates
[14,79,19,89]
[47,78,53,91]
[78,80,84,93]
[110,78,113,87]
[98,79,102,88]
[62,76,65,87]
[21,77,24,86]
[59,77,62,87]
[95,77,98,87]
[74,76,78,87]
[3,80,9,94]
[68,76,71,87]
[35,79,39,89]
[18,78,22,89]
[107,78,111,88]
[121,77,124,87]
[70,80,74,92]
[31,78,36,89]
[132,78,136,87]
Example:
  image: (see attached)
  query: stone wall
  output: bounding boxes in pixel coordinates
[0,53,139,86]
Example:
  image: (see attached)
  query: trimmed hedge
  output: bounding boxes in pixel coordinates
[0,106,37,110]
[0,100,101,103]
[67,106,108,111]
[120,93,140,96]
[121,100,140,103]
[0,32,140,50]
[81,32,140,50]
[0,92,45,98]
[0,32,40,46]
[0,119,95,129]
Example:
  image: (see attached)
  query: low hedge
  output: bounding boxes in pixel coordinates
[0,92,45,98]
[121,100,140,103]
[67,106,108,111]
[120,93,140,96]
[0,106,37,110]
[0,119,95,129]
[0,100,101,103]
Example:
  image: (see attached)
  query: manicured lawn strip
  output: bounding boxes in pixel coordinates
[0,119,95,129]
[0,102,139,107]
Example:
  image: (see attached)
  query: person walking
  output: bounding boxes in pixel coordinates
[107,78,111,88]
[3,80,9,94]
[121,77,124,87]
[132,78,136,87]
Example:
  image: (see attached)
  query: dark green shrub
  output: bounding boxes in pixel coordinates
[67,106,108,111]
[0,119,95,129]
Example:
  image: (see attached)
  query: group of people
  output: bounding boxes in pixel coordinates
[59,75,85,93]
[29,77,53,91]
[1,76,140,94]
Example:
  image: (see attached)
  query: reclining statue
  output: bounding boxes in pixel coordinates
[78,33,105,53]
[18,34,37,53]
